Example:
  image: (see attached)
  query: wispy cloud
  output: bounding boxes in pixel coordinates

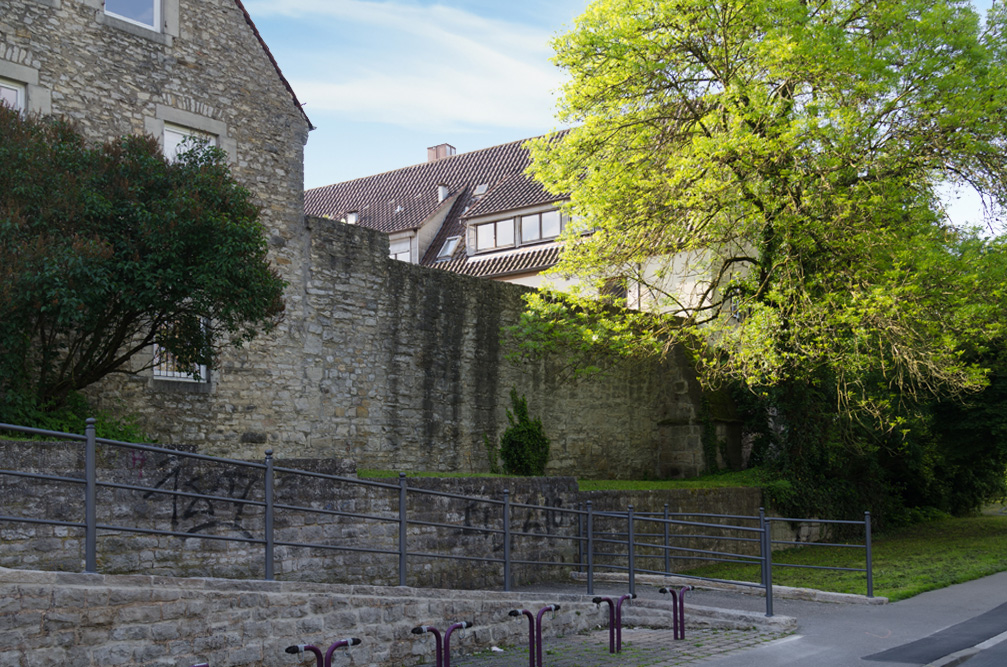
[244,0,566,131]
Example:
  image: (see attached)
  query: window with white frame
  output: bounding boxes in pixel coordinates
[389,238,411,262]
[105,0,160,29]
[520,209,563,244]
[0,78,25,111]
[475,219,515,251]
[163,124,214,162]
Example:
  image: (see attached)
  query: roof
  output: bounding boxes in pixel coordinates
[234,0,313,130]
[434,245,562,279]
[305,132,568,278]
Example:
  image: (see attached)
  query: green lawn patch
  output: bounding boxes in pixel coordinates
[685,514,1007,601]
[577,468,764,491]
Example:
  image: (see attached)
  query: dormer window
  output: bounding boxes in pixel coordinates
[520,209,562,243]
[105,0,160,29]
[475,219,514,251]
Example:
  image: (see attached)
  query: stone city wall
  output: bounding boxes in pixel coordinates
[93,220,739,480]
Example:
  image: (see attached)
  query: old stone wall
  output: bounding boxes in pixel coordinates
[0,439,763,590]
[95,219,736,479]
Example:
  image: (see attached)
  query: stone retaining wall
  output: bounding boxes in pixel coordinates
[0,439,763,590]
[0,567,793,667]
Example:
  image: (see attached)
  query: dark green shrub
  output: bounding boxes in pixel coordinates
[498,389,550,476]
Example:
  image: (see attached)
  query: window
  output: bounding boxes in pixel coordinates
[105,0,160,29]
[0,79,24,111]
[438,236,460,259]
[600,277,628,305]
[520,209,563,244]
[389,238,411,262]
[153,345,207,382]
[153,320,208,383]
[163,124,213,162]
[473,183,489,197]
[475,219,514,251]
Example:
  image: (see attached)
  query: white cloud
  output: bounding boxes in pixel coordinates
[244,0,565,131]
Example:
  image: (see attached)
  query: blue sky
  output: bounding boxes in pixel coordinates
[244,0,591,189]
[245,0,997,229]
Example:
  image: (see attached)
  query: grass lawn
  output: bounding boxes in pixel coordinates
[685,510,1007,602]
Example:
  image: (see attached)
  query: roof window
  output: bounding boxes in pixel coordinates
[473,184,489,197]
[438,236,460,259]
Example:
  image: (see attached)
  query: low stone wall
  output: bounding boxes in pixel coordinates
[0,568,607,667]
[0,567,794,667]
[0,438,765,590]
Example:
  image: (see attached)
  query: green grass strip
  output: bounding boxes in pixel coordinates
[685,513,1007,601]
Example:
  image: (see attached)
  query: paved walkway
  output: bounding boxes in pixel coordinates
[432,626,790,667]
[418,567,1007,667]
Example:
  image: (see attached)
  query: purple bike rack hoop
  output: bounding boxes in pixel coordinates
[659,585,694,640]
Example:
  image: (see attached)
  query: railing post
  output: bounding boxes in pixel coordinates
[627,505,636,597]
[586,501,594,595]
[84,418,97,574]
[760,507,773,617]
[503,489,512,592]
[399,473,408,586]
[577,502,584,573]
[663,503,670,575]
[264,450,274,581]
[865,511,873,598]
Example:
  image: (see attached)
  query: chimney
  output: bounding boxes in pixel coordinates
[427,143,456,162]
[437,183,450,202]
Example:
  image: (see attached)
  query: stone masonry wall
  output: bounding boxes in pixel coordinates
[0,439,763,590]
[0,568,621,667]
[94,219,737,480]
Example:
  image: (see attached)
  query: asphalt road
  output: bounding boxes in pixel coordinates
[694,571,1007,667]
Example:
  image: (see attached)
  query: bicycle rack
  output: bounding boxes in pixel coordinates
[594,594,635,653]
[285,638,362,667]
[615,594,636,652]
[659,585,694,640]
[412,621,474,667]
[509,609,536,667]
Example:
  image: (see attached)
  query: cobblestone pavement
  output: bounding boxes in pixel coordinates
[419,626,792,667]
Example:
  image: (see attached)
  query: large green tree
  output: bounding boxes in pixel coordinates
[0,106,285,421]
[525,0,1007,426]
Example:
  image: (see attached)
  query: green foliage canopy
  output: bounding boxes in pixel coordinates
[525,0,1007,424]
[0,107,285,419]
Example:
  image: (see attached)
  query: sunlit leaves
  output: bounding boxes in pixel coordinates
[522,0,1007,426]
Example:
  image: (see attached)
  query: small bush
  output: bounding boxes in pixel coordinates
[498,389,550,476]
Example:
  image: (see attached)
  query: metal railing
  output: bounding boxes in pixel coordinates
[0,420,873,617]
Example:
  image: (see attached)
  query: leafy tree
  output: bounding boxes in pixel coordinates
[525,0,1007,426]
[0,106,285,422]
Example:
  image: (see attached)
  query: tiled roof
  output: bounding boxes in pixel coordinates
[234,1,313,130]
[305,132,570,279]
[432,245,561,279]
[464,173,565,220]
